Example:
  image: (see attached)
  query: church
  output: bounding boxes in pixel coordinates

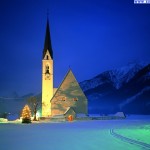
[41,19,88,119]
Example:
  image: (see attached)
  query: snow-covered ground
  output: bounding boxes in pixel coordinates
[0,118,150,150]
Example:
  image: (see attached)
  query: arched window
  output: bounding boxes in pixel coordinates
[46,55,49,60]
[45,65,49,74]
[62,97,66,101]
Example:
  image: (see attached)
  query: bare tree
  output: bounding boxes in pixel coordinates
[27,96,40,121]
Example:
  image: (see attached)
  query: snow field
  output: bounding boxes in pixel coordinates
[115,125,150,144]
[0,120,148,150]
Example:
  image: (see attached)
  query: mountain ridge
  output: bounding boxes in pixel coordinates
[80,62,150,114]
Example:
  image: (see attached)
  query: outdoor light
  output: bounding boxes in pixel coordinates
[36,111,40,119]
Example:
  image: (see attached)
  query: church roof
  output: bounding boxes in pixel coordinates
[50,69,87,102]
[64,107,74,115]
[43,19,53,59]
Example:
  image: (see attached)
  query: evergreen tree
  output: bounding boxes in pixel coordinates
[21,105,32,123]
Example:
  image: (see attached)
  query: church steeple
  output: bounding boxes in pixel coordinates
[42,18,54,117]
[43,19,53,59]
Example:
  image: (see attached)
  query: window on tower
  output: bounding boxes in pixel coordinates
[45,65,50,74]
[47,55,49,60]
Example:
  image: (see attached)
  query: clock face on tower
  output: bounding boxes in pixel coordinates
[45,72,50,80]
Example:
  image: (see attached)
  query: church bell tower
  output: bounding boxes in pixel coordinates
[42,19,53,117]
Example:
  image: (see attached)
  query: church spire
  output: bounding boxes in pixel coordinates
[43,18,53,59]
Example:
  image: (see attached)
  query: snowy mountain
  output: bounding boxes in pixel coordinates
[81,62,148,91]
[80,62,150,114]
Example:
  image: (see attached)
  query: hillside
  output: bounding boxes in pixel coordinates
[80,62,150,114]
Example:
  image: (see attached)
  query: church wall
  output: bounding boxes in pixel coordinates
[51,95,87,116]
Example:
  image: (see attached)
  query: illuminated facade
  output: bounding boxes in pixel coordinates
[42,19,88,118]
[42,20,53,117]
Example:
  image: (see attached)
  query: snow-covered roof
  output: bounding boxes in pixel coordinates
[114,112,125,117]
[64,107,71,114]
[64,107,75,115]
[52,115,65,118]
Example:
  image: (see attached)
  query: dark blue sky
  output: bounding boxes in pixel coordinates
[0,0,150,96]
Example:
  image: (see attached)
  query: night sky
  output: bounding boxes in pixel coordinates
[0,0,150,96]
